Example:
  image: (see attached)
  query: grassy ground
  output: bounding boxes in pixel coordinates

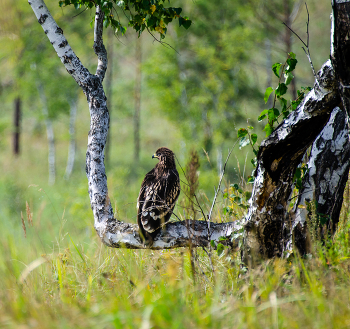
[1,211,350,328]
[0,1,348,326]
[1,113,350,328]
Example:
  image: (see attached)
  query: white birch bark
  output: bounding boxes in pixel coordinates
[290,107,350,254]
[29,0,350,255]
[29,0,241,249]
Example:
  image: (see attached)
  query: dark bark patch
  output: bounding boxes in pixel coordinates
[58,40,68,48]
[38,14,48,25]
[55,27,63,35]
[62,55,72,64]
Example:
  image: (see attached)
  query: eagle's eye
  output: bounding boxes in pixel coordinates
[157,153,161,157]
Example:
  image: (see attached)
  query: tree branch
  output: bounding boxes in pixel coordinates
[100,219,241,249]
[94,5,108,81]
[28,0,92,87]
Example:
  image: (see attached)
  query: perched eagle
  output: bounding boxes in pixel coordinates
[137,147,180,245]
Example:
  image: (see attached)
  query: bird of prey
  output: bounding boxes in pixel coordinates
[137,147,180,245]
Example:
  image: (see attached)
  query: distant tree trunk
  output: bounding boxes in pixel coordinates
[105,27,113,167]
[13,97,21,156]
[37,84,55,185]
[134,35,142,162]
[64,99,77,180]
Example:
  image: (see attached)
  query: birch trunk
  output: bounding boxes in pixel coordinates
[29,0,240,249]
[291,107,350,255]
[29,0,350,255]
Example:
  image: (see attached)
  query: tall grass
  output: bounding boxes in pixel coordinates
[1,201,350,328]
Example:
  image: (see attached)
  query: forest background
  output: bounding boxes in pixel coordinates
[1,0,349,328]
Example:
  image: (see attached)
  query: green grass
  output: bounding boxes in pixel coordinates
[1,95,350,328]
[2,217,350,328]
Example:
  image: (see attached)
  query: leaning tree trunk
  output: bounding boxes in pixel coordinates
[291,107,350,255]
[29,0,240,250]
[242,0,350,263]
[30,0,350,256]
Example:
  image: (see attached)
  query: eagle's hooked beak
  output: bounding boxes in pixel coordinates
[152,153,159,159]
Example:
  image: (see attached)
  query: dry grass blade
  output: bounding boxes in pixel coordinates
[19,258,47,284]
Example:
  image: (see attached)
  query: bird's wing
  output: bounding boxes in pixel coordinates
[138,169,180,233]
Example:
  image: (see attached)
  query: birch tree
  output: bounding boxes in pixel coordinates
[28,0,350,257]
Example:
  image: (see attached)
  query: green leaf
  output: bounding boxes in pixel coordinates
[268,108,279,121]
[231,183,239,190]
[219,236,227,241]
[279,97,287,111]
[264,123,274,137]
[210,240,215,248]
[289,52,296,59]
[272,63,282,78]
[264,87,274,103]
[275,83,287,97]
[247,175,255,183]
[286,58,298,73]
[284,72,294,85]
[247,126,254,130]
[237,128,248,138]
[294,167,302,179]
[217,243,225,257]
[258,109,269,122]
[251,133,257,146]
[179,16,191,29]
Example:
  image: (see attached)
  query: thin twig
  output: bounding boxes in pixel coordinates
[208,141,238,223]
[145,26,179,54]
[175,155,207,221]
[282,2,318,84]
[207,141,238,248]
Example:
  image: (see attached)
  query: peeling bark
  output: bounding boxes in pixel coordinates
[292,107,350,254]
[242,61,341,262]
[331,0,350,117]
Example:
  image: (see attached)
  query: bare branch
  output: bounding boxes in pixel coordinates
[282,3,318,82]
[28,0,92,87]
[99,219,240,249]
[94,5,108,81]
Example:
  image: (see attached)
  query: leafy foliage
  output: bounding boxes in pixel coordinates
[144,0,262,156]
[258,52,311,137]
[58,0,191,38]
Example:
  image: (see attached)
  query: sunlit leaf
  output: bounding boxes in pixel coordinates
[264,87,274,103]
